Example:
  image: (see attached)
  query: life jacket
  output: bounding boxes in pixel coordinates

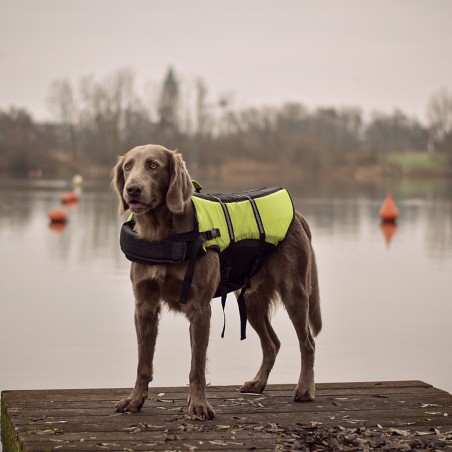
[120,184,294,339]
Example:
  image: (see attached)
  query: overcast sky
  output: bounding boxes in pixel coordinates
[1,0,451,123]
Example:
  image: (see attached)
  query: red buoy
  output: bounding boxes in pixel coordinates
[61,192,79,204]
[48,209,68,224]
[379,193,399,223]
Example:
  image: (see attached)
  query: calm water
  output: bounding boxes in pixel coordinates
[0,177,451,396]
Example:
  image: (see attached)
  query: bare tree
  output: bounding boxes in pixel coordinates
[427,87,452,154]
[47,79,78,161]
[78,68,136,163]
[366,109,428,153]
[0,108,56,175]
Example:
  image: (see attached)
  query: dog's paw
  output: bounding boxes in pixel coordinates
[115,396,145,413]
[294,383,315,402]
[240,379,266,394]
[187,399,216,420]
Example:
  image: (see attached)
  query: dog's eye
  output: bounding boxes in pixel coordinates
[149,162,158,170]
[124,163,132,171]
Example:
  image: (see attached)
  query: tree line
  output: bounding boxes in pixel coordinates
[0,67,451,177]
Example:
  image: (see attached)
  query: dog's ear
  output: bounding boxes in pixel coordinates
[112,155,128,214]
[166,151,194,214]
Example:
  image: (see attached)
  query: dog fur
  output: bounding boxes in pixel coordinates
[113,144,321,419]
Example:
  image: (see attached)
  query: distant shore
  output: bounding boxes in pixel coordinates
[1,151,450,188]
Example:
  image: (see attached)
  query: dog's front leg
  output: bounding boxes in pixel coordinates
[187,304,215,419]
[116,300,161,412]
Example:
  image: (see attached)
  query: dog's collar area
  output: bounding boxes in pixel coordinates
[120,220,220,264]
[120,220,205,265]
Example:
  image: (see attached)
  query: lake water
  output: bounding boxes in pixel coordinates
[1,176,451,396]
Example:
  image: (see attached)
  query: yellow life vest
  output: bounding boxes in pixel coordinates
[192,187,294,252]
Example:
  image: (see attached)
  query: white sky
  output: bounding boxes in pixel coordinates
[1,0,451,123]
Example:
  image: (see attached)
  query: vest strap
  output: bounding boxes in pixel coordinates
[218,285,248,340]
[237,287,248,340]
[220,285,228,339]
[179,233,208,304]
[179,228,221,304]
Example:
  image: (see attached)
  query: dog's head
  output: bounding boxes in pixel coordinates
[112,144,194,216]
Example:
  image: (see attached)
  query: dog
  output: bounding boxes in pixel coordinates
[112,144,322,419]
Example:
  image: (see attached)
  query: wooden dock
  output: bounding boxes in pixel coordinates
[2,381,451,451]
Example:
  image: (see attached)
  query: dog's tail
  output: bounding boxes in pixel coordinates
[300,215,322,337]
[308,250,322,337]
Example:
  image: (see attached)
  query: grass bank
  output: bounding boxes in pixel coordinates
[382,151,450,176]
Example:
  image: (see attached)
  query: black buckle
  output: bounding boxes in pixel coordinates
[204,228,221,240]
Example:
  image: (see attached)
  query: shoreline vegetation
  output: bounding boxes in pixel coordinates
[11,150,449,180]
[2,153,449,203]
[1,68,451,182]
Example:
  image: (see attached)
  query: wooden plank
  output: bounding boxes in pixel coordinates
[6,395,452,421]
[6,386,447,404]
[1,380,437,402]
[2,381,451,451]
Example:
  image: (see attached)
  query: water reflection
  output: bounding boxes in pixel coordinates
[2,178,451,260]
[425,200,452,258]
[48,222,68,234]
[380,222,397,247]
[0,177,451,395]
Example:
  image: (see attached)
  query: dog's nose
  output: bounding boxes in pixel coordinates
[126,184,142,198]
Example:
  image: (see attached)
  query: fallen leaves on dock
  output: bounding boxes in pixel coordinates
[165,417,452,451]
[272,423,452,451]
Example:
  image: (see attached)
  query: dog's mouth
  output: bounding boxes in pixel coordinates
[127,199,150,214]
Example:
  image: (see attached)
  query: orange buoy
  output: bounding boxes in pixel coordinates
[48,209,68,224]
[61,192,79,204]
[379,193,399,223]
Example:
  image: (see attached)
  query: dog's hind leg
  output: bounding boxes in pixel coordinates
[282,284,316,402]
[240,292,280,394]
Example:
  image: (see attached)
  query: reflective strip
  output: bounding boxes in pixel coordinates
[246,196,265,241]
[212,196,235,242]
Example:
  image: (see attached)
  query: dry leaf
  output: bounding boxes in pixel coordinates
[310,421,324,427]
[387,428,410,436]
[209,440,229,446]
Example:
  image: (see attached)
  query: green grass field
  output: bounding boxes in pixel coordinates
[383,152,447,170]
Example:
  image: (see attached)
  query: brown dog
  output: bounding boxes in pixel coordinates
[113,144,322,419]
